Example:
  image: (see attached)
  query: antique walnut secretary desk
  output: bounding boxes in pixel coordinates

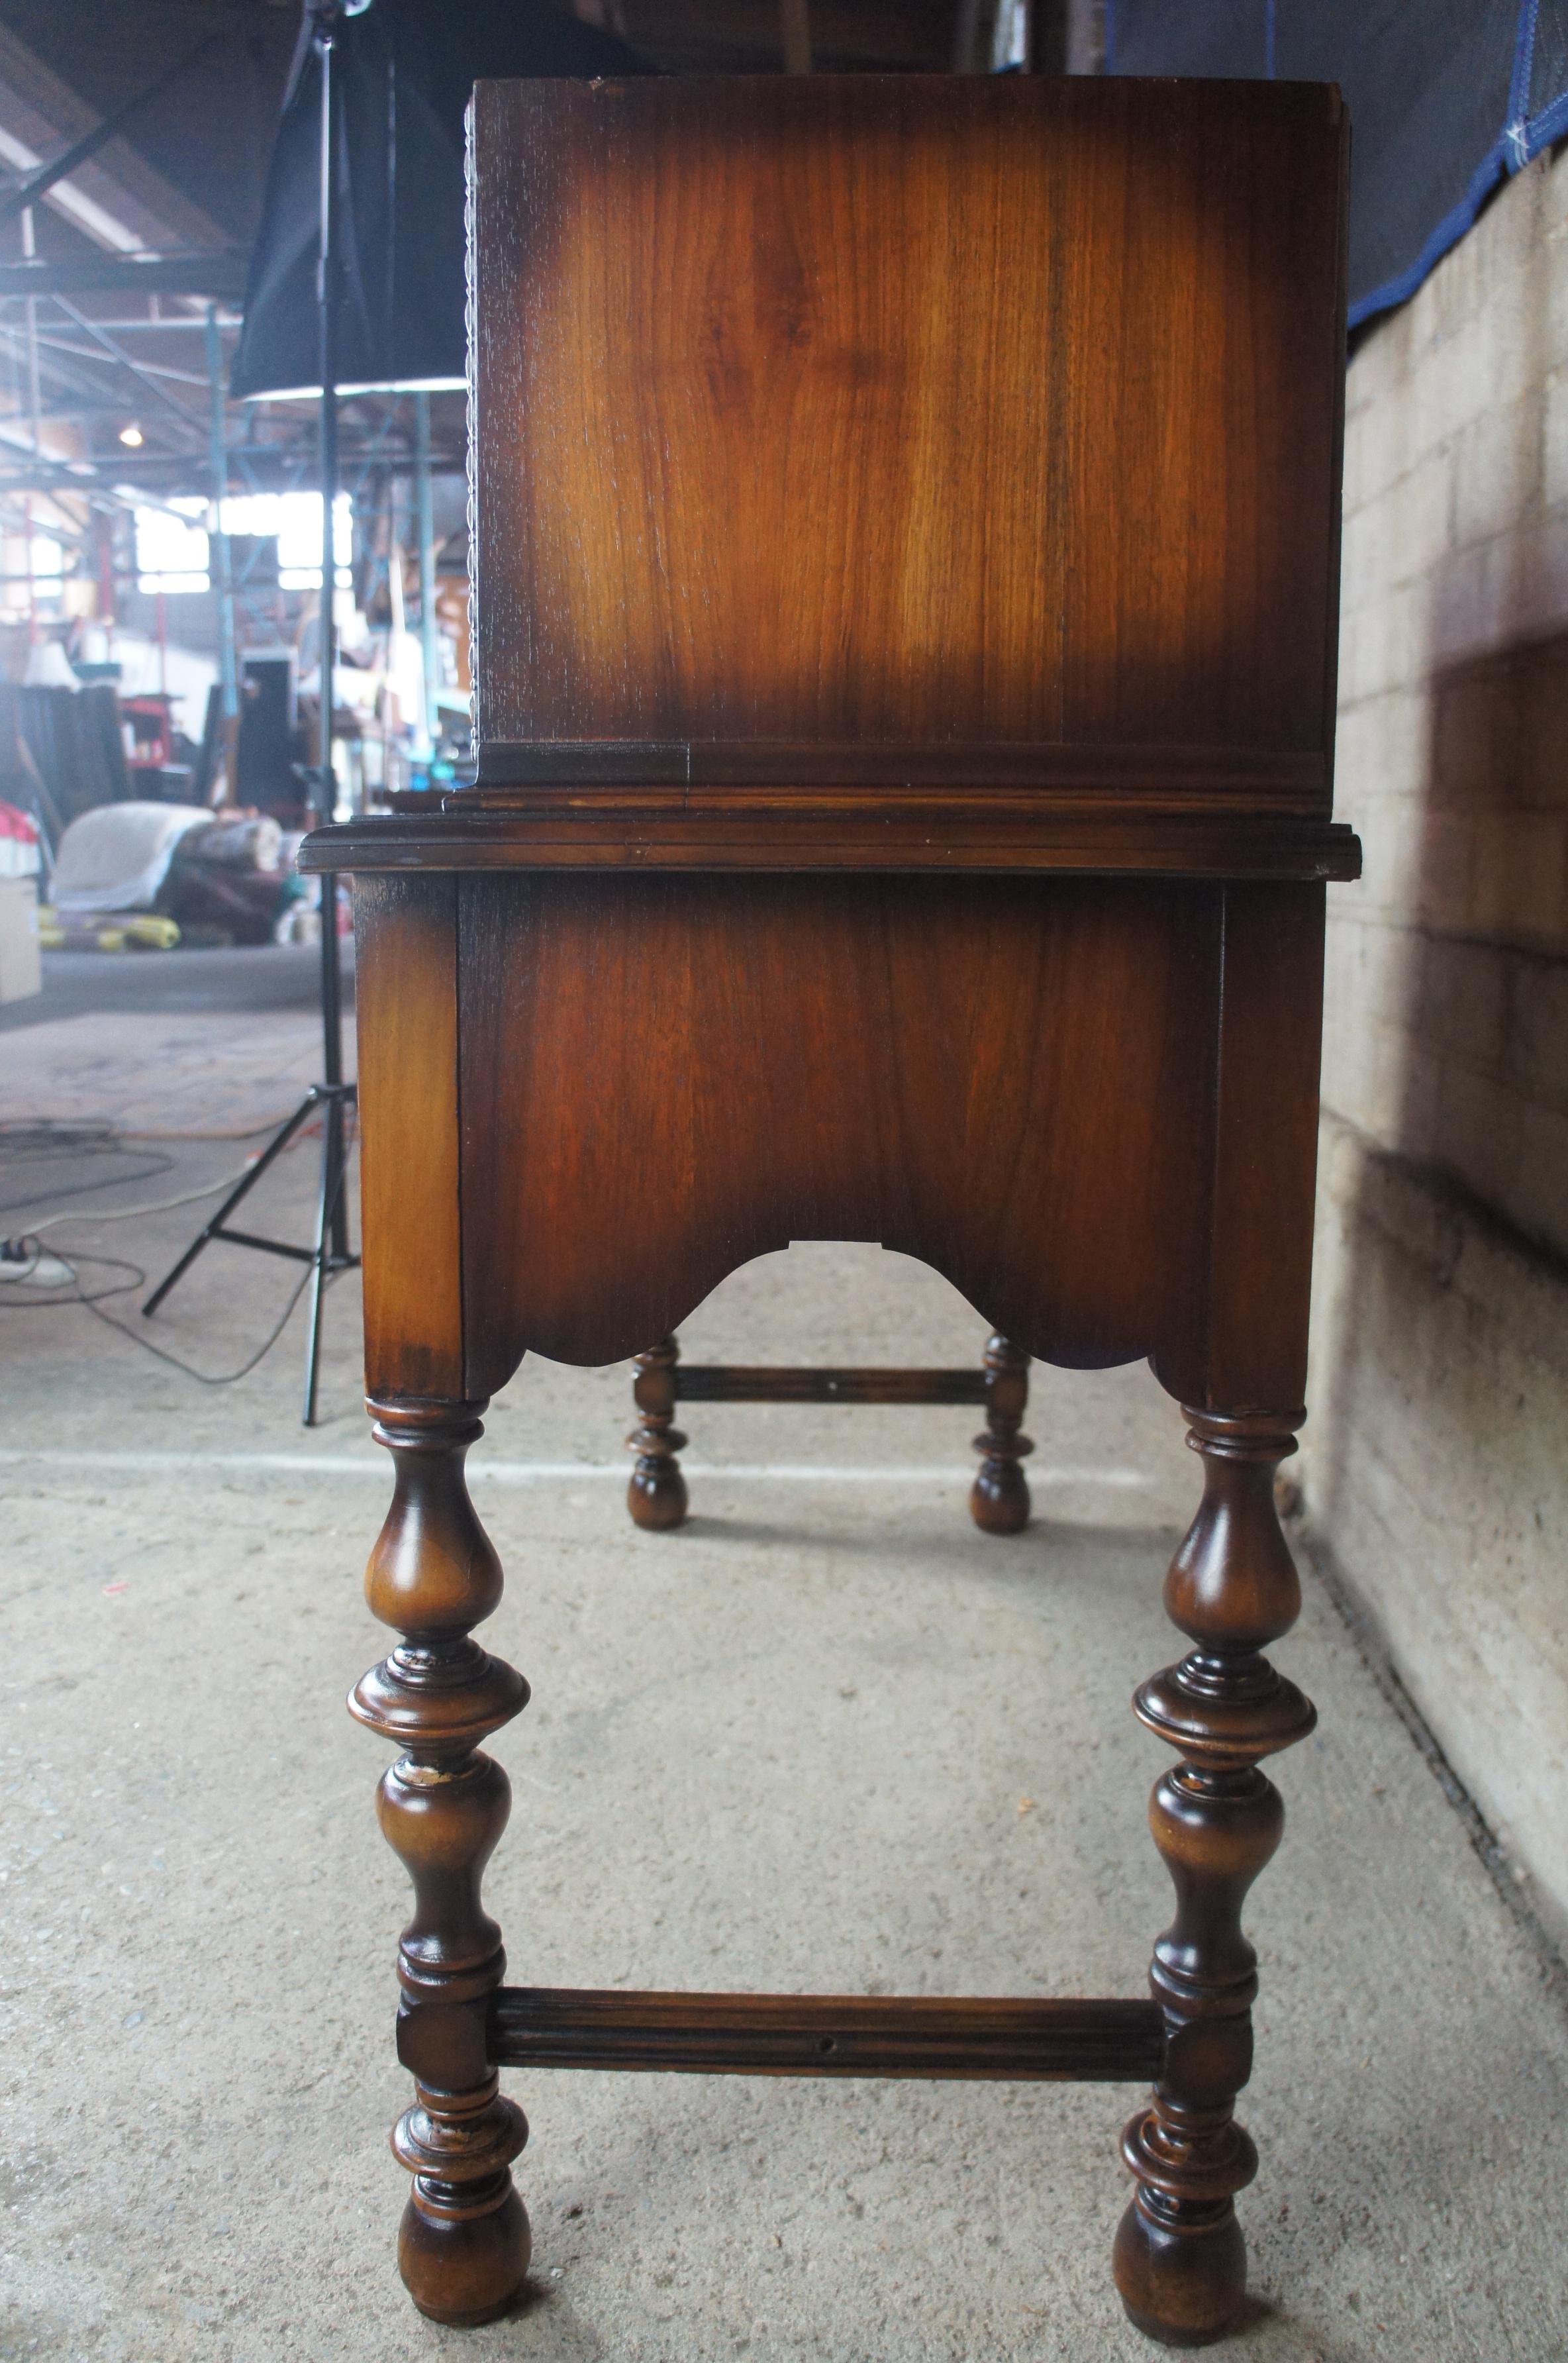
[301,74,1358,2346]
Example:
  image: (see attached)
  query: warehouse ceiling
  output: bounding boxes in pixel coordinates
[0,0,1042,534]
[0,0,297,246]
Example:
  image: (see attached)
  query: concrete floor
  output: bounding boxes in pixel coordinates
[3,956,1567,2362]
[0,942,353,1034]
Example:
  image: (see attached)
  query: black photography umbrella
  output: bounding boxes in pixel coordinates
[146,0,650,1425]
[230,0,648,400]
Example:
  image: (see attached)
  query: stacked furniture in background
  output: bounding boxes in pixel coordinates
[0,683,131,836]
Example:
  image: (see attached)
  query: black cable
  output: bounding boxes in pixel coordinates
[0,1240,345,1385]
[0,1120,121,1152]
[0,1115,355,1386]
[81,1260,326,1386]
[0,1246,143,1309]
[0,1157,173,1216]
[0,1117,173,1215]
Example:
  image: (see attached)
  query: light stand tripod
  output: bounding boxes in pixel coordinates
[144,0,359,1426]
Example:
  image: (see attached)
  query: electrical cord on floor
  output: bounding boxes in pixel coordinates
[14,1158,269,1236]
[82,1255,326,1385]
[0,1236,342,1384]
[0,1244,144,1307]
[0,1119,173,1216]
[0,1115,356,1385]
[0,1114,354,1236]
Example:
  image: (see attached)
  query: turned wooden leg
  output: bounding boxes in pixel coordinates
[969,1332,1033,1534]
[1114,1408,1316,2347]
[627,1336,689,1530]
[348,1397,532,2325]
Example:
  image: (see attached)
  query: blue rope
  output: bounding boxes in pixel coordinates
[1505,0,1542,165]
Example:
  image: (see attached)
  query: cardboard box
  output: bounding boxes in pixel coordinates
[0,876,42,1003]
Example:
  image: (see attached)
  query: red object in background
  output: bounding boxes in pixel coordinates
[0,798,40,879]
[122,695,175,770]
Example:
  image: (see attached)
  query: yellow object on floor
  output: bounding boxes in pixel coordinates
[36,907,181,952]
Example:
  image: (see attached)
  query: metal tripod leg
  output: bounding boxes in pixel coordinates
[142,1090,326,1317]
[143,1079,358,1424]
[302,1084,351,1427]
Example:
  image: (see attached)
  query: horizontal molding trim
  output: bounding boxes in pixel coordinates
[471,738,1331,799]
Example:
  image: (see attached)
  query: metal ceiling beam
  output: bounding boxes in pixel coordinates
[0,29,226,227]
[0,446,464,497]
[0,310,131,415]
[48,293,204,434]
[31,333,210,387]
[62,314,242,332]
[0,252,248,301]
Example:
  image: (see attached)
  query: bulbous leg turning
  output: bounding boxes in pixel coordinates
[628,1336,689,1529]
[969,1332,1033,1534]
[1114,2187,1248,2348]
[394,2076,532,2324]
[1116,1409,1315,2346]
[400,2180,532,2328]
[349,1397,533,2324]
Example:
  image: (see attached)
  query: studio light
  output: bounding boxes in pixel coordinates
[148,0,649,1426]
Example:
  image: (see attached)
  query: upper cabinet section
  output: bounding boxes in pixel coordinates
[468,76,1346,802]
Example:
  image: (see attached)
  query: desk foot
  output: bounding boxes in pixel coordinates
[400,2193,531,2328]
[349,1398,533,2325]
[628,1338,689,1529]
[1114,2077,1256,2342]
[1114,1409,1314,2347]
[1114,2194,1247,2347]
[395,2082,531,2324]
[969,1333,1032,1533]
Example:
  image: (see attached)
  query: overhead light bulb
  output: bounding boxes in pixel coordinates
[119,423,143,448]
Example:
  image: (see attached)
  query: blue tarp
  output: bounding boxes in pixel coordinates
[1105,1,1568,327]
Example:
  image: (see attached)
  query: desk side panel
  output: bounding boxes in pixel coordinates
[456,872,1218,1389]
[354,874,465,1401]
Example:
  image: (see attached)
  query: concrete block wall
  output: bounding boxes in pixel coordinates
[1302,146,1568,1943]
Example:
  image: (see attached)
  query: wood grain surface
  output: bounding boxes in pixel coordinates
[352,876,464,1400]
[303,805,1361,878]
[487,1987,1166,2081]
[456,871,1221,1389]
[337,72,1351,2344]
[469,75,1347,786]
